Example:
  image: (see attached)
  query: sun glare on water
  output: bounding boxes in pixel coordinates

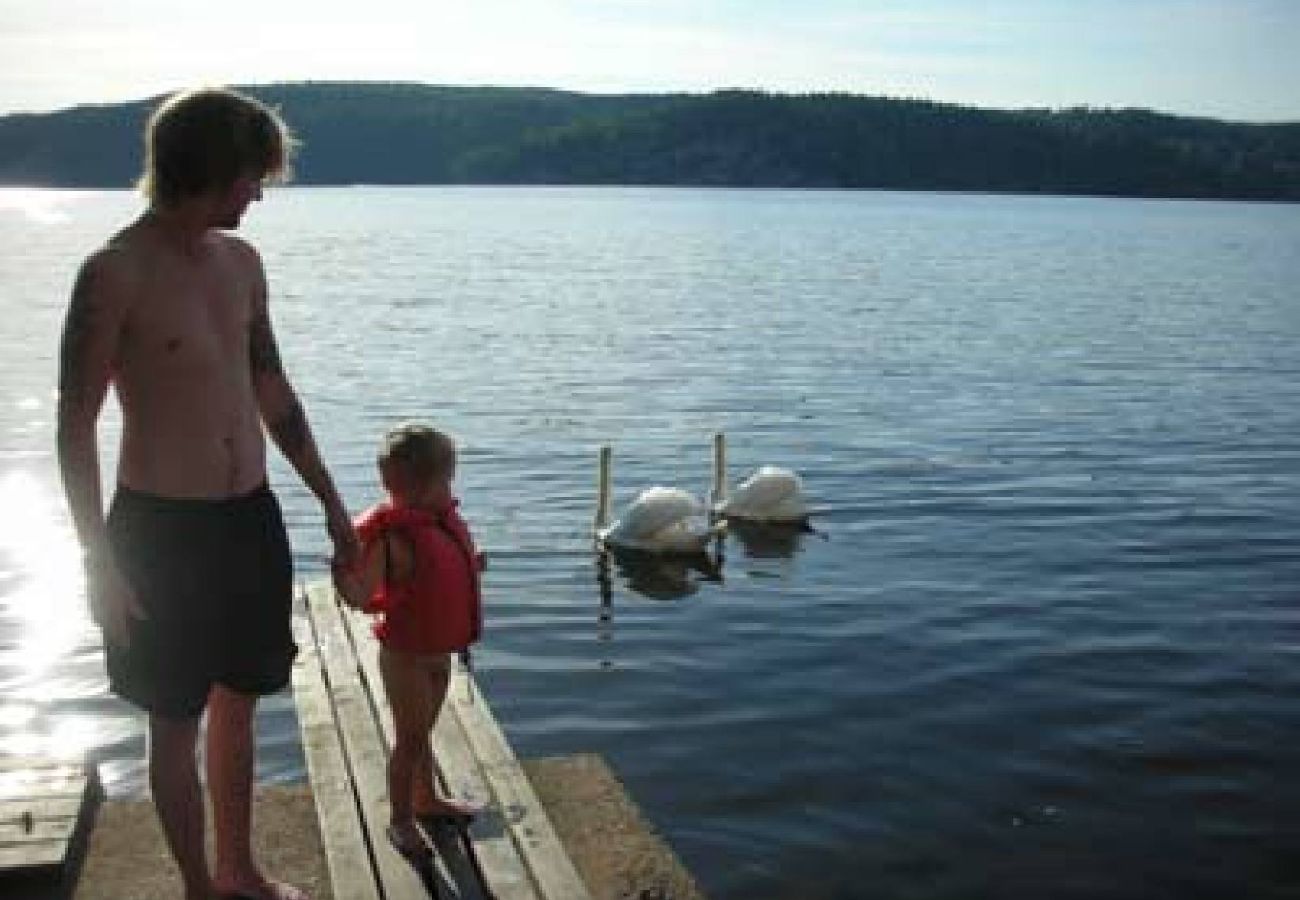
[0,464,139,773]
[0,188,84,225]
[0,470,97,758]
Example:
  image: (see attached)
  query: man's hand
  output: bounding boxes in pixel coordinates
[326,504,359,572]
[331,558,365,610]
[85,555,146,649]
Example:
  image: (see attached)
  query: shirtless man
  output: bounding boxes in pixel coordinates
[56,87,354,900]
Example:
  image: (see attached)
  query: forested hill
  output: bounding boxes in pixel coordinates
[1,82,1297,201]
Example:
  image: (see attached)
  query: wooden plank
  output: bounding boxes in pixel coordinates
[291,595,382,900]
[340,602,536,900]
[0,757,86,772]
[0,814,78,844]
[320,604,467,900]
[338,610,477,898]
[0,839,68,869]
[304,582,435,900]
[432,698,543,900]
[0,758,97,874]
[0,797,85,821]
[0,769,86,801]
[449,656,594,900]
[340,601,497,900]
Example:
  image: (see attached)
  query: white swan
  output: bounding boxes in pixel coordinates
[709,434,810,524]
[594,446,721,554]
[717,465,810,523]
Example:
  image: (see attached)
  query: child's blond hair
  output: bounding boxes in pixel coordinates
[378,423,456,493]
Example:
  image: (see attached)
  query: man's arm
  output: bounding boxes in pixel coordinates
[245,247,357,562]
[56,249,143,643]
[248,303,336,502]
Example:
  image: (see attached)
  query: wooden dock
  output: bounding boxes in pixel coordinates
[0,757,98,876]
[293,580,593,900]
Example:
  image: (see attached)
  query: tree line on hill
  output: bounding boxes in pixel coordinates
[0,82,1296,201]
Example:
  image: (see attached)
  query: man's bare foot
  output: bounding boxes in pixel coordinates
[212,873,311,900]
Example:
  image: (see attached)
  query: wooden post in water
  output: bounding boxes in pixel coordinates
[594,444,613,541]
[708,432,727,514]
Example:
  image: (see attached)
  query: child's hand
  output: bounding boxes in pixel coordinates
[331,557,365,609]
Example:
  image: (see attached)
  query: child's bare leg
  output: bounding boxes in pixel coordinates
[411,740,439,816]
[379,647,435,853]
[413,654,476,817]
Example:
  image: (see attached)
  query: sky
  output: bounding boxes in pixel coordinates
[1,0,1297,122]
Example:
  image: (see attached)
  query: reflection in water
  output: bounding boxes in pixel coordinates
[607,546,722,602]
[593,523,821,665]
[595,541,728,665]
[595,547,724,668]
[595,554,613,668]
[726,518,816,560]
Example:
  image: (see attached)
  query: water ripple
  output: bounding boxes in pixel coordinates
[4,188,1300,898]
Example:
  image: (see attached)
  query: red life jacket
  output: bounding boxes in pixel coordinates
[354,500,482,653]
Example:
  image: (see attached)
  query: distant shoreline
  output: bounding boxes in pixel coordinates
[2,82,1297,203]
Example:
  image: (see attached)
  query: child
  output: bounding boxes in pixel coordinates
[332,422,484,858]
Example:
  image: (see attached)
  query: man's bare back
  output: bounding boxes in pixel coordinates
[104,216,269,498]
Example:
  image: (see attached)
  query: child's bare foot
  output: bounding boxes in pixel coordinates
[387,820,431,860]
[212,874,311,900]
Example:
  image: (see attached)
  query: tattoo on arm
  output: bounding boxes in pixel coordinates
[58,264,101,406]
[268,398,336,502]
[249,310,284,376]
[269,400,309,458]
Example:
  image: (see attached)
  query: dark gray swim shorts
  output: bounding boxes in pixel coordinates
[105,482,297,718]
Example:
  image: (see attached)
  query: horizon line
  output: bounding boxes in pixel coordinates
[2,80,1297,128]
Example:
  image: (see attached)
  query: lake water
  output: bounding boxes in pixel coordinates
[2,185,1298,899]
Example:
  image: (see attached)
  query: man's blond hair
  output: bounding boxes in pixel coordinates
[138,86,298,207]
